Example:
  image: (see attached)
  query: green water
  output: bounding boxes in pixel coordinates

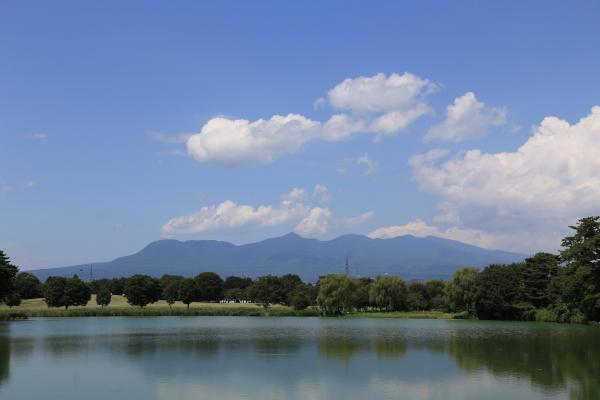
[0,317,598,400]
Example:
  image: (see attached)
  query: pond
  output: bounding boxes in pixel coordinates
[0,317,598,399]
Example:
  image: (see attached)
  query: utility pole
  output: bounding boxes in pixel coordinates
[344,256,349,276]
[89,265,94,283]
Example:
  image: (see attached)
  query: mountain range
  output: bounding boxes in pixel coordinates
[28,233,527,282]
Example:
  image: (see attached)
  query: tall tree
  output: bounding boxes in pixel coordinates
[64,275,91,308]
[194,272,224,302]
[44,276,68,308]
[178,278,200,309]
[444,267,479,314]
[15,272,43,299]
[474,263,524,320]
[96,285,112,308]
[370,275,409,311]
[317,274,359,315]
[279,274,302,305]
[123,275,162,308]
[522,252,559,308]
[251,275,284,309]
[559,216,600,321]
[223,276,253,291]
[0,251,18,302]
[163,281,180,309]
[5,292,21,308]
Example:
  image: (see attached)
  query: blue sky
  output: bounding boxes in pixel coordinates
[1,1,600,269]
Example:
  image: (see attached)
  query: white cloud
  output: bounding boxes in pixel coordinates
[342,211,375,227]
[338,154,379,176]
[356,154,378,176]
[368,219,498,248]
[184,72,436,166]
[187,114,321,166]
[425,92,507,142]
[25,132,47,141]
[294,207,332,236]
[327,72,437,114]
[410,106,600,252]
[162,185,331,236]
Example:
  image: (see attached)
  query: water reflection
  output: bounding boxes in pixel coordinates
[0,335,8,385]
[0,318,598,400]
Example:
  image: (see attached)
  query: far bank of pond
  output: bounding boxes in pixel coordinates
[0,295,457,319]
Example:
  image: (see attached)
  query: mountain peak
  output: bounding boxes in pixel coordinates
[29,232,527,282]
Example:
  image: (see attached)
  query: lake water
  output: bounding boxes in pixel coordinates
[0,317,598,400]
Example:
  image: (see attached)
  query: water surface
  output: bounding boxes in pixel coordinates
[1,317,598,400]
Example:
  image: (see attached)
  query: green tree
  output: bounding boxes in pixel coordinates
[89,279,110,295]
[354,278,373,311]
[224,288,244,302]
[110,278,127,295]
[279,274,303,305]
[64,275,91,309]
[407,282,428,311]
[15,272,42,299]
[287,284,312,310]
[317,274,359,315]
[252,275,284,309]
[425,280,446,310]
[96,285,112,308]
[44,276,68,308]
[0,251,18,302]
[123,275,162,308]
[178,278,200,309]
[5,292,21,308]
[559,216,600,321]
[224,276,253,291]
[521,252,559,308]
[163,281,180,309]
[473,263,524,320]
[194,272,224,302]
[444,267,479,314]
[369,275,408,311]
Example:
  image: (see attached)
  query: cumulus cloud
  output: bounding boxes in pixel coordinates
[294,207,332,236]
[327,72,437,114]
[368,219,497,247]
[162,185,334,236]
[184,72,436,166]
[410,106,600,252]
[342,211,375,227]
[425,92,507,142]
[187,114,321,166]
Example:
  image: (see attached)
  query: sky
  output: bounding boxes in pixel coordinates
[1,0,600,270]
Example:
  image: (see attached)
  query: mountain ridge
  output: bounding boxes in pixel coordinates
[28,233,528,282]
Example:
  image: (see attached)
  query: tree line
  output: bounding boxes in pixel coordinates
[1,217,599,323]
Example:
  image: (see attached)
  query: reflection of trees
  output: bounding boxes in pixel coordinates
[441,326,600,400]
[0,337,9,385]
[252,337,301,356]
[317,335,407,361]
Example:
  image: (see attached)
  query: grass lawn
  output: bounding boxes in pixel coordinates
[0,296,455,319]
[0,295,270,311]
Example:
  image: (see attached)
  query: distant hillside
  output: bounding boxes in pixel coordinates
[29,233,527,282]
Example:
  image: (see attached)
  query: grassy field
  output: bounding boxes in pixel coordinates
[0,296,456,319]
[0,295,319,317]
